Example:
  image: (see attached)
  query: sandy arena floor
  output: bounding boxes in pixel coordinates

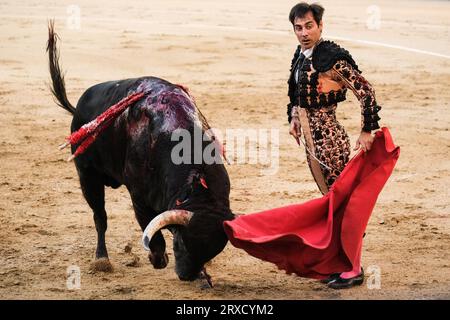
[0,0,449,299]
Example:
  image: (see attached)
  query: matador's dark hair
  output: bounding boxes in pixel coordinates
[289,2,325,26]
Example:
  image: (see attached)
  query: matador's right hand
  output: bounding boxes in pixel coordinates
[289,106,302,144]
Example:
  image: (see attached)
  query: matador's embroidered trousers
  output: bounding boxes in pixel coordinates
[298,105,351,195]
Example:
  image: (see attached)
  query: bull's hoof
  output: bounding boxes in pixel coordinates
[149,252,168,269]
[199,268,213,289]
[90,258,114,273]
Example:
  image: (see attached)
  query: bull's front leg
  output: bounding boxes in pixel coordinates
[146,230,169,269]
[132,201,169,269]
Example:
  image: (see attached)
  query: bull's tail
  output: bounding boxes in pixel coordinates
[46,20,76,115]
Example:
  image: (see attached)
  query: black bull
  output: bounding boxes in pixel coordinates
[47,24,234,282]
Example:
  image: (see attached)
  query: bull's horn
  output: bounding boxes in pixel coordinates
[142,210,193,251]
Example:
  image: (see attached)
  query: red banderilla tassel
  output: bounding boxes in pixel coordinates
[60,91,146,160]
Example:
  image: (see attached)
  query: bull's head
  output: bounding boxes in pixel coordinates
[143,169,234,281]
[142,208,232,282]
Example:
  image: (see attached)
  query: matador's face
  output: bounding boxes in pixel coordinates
[293,11,323,50]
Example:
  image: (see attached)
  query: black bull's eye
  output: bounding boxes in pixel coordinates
[176,198,188,206]
[175,177,209,206]
[176,186,192,206]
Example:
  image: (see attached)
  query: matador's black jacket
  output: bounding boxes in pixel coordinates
[287,40,381,132]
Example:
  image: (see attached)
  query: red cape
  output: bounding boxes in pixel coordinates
[223,127,400,279]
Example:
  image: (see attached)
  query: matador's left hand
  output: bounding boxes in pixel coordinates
[354,131,375,152]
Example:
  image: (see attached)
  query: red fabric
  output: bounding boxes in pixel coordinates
[223,127,400,279]
[69,91,145,145]
[65,91,145,159]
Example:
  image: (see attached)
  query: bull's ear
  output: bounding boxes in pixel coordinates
[194,173,208,189]
[199,177,208,189]
[176,185,193,205]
